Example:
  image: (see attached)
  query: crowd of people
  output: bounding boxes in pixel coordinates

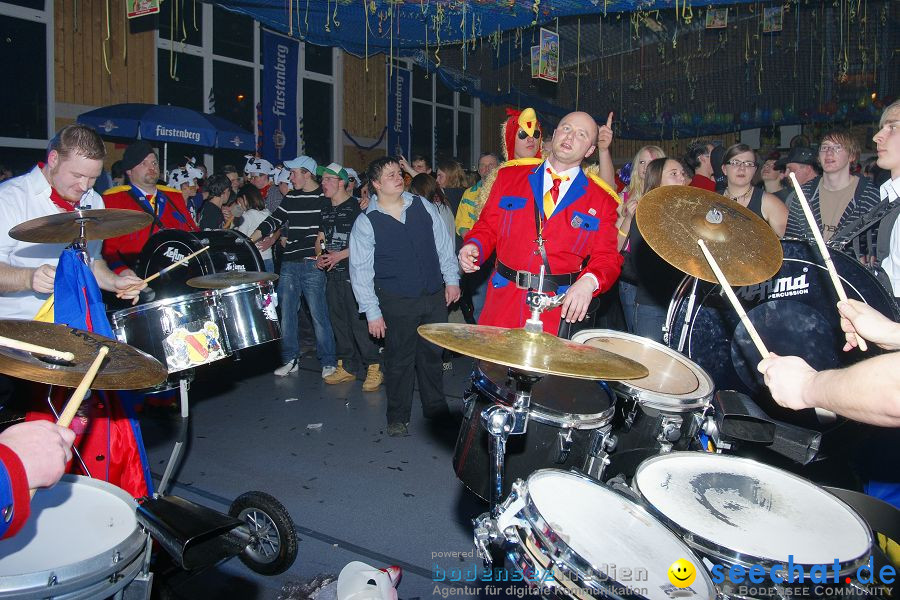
[0,100,897,537]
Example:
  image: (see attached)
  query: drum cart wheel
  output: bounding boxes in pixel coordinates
[229,491,298,575]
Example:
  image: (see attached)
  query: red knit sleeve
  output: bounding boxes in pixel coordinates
[0,443,31,539]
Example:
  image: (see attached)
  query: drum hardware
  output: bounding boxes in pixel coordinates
[582,429,617,481]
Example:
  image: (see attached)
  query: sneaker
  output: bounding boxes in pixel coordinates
[321,365,337,379]
[386,422,409,437]
[274,359,299,377]
[324,364,355,384]
[361,364,384,392]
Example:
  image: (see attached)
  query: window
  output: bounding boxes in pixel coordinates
[157,6,342,168]
[302,79,333,165]
[157,49,204,113]
[0,0,51,160]
[410,65,476,169]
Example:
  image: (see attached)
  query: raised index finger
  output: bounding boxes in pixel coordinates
[606,112,614,128]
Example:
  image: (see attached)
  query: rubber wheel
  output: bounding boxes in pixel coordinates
[228,491,298,575]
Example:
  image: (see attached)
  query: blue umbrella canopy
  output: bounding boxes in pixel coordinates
[77,103,254,151]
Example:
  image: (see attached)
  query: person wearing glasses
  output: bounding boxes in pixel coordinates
[784,131,883,257]
[721,143,788,237]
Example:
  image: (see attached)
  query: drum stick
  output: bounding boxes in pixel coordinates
[697,240,769,357]
[30,346,109,498]
[789,173,867,351]
[121,245,210,293]
[0,335,74,362]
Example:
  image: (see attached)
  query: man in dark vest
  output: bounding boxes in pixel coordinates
[349,157,460,437]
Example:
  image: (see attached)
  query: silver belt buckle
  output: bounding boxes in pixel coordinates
[515,270,532,289]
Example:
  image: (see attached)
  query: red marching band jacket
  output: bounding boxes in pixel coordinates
[464,161,622,334]
[101,184,197,274]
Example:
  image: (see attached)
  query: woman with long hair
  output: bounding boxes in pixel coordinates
[619,157,689,341]
[721,143,787,237]
[617,145,665,250]
[410,173,455,240]
[234,183,275,272]
[435,158,467,217]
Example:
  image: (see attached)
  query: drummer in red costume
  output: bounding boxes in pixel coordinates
[101,141,197,274]
[459,111,622,336]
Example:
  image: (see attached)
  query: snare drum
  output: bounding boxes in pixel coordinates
[633,453,873,599]
[111,290,229,373]
[0,475,146,599]
[453,362,615,502]
[137,229,264,299]
[216,281,281,352]
[571,329,713,480]
[496,469,718,599]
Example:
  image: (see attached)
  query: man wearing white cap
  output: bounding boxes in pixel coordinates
[244,155,282,214]
[316,162,383,391]
[345,167,360,197]
[252,156,337,379]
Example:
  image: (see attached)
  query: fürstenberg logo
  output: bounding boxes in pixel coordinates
[155,125,201,143]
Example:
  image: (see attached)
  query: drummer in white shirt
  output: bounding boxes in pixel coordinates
[0,124,145,319]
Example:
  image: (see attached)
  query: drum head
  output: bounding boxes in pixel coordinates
[571,329,712,411]
[0,476,144,593]
[524,470,717,599]
[477,362,614,426]
[633,453,872,569]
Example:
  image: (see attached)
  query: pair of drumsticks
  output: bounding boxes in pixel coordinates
[700,174,863,421]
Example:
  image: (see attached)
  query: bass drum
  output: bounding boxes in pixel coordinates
[136,229,264,299]
[667,240,899,418]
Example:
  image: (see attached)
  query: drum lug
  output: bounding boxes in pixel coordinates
[658,415,683,450]
[555,429,573,463]
[584,427,615,481]
[47,573,58,588]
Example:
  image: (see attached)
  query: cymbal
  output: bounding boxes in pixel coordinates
[635,187,783,286]
[186,272,280,289]
[417,323,649,380]
[0,320,166,389]
[9,209,153,243]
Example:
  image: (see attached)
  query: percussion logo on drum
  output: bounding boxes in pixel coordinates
[163,247,185,263]
[737,270,809,302]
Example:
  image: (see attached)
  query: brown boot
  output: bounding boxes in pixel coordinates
[324,361,356,384]
[361,364,384,392]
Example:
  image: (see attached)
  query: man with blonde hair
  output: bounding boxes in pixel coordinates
[785,129,883,260]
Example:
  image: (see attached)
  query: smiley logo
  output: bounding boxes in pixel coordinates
[667,559,697,588]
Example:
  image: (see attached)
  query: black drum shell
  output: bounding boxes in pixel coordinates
[452,363,615,502]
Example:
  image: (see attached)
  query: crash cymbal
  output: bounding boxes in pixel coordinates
[417,323,648,380]
[635,186,783,286]
[0,320,166,389]
[186,271,280,289]
[9,209,153,243]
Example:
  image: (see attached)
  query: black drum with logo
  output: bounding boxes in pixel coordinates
[136,230,264,299]
[666,239,899,433]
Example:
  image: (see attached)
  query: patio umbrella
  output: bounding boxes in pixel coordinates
[77,103,255,172]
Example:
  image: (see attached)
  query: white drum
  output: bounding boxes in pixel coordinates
[0,475,146,599]
[496,469,718,599]
[633,453,872,595]
[571,329,714,479]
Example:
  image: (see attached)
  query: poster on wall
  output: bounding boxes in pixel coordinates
[763,7,783,33]
[705,8,728,29]
[126,0,159,19]
[387,67,411,160]
[537,28,559,83]
[261,30,299,163]
[530,46,540,78]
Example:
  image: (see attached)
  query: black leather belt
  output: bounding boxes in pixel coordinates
[495,260,578,293]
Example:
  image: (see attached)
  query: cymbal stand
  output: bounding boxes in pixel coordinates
[157,372,194,496]
[44,385,92,477]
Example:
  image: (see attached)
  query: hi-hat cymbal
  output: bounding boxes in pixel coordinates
[0,320,166,389]
[9,209,153,243]
[635,186,783,286]
[186,272,279,289]
[417,323,648,380]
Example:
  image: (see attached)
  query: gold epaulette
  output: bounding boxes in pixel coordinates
[102,185,131,195]
[498,157,544,170]
[157,185,181,194]
[583,168,622,205]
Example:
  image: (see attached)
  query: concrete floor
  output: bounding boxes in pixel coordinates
[140,344,498,600]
